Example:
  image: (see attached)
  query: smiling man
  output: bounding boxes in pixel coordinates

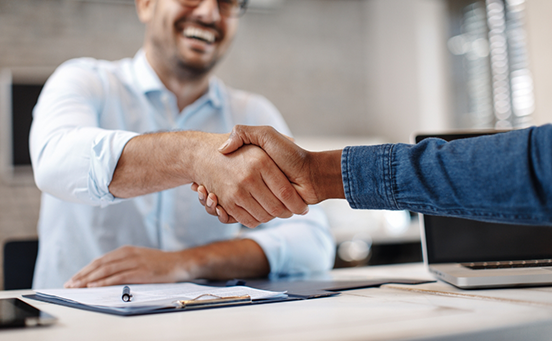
[29,0,334,289]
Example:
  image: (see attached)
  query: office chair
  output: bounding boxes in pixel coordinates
[3,238,38,290]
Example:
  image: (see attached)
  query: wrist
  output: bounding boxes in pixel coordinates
[184,132,230,185]
[311,149,345,202]
[172,249,206,281]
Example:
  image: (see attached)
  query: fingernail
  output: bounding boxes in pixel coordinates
[218,140,229,151]
[206,197,214,208]
[215,207,221,216]
[198,190,205,201]
[301,206,310,215]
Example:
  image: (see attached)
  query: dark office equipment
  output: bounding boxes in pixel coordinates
[3,239,39,290]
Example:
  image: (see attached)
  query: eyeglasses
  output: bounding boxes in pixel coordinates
[178,0,249,17]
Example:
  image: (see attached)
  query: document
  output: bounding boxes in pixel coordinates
[31,282,288,316]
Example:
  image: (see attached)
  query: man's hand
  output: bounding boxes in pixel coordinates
[191,135,308,227]
[64,246,191,288]
[192,125,345,224]
[108,131,309,228]
[64,239,271,288]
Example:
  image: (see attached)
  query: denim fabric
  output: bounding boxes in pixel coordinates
[343,124,552,225]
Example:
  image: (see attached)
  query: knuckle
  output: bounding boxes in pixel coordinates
[120,245,133,253]
[266,204,285,218]
[278,186,297,203]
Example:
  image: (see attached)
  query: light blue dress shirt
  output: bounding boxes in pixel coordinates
[30,50,334,289]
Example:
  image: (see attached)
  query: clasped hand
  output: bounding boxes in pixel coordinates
[190,133,310,228]
[193,126,341,226]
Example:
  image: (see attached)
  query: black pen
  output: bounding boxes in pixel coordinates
[121,285,132,302]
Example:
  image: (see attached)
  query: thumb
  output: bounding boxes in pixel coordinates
[218,125,259,154]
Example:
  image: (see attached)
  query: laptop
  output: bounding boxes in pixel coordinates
[415,131,552,289]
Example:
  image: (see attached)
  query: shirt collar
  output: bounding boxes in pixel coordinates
[132,49,223,109]
[132,49,165,94]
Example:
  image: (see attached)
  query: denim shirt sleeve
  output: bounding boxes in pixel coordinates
[342,124,552,225]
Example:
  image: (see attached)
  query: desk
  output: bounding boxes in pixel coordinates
[2,263,552,341]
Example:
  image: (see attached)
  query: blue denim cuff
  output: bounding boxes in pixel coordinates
[342,144,400,210]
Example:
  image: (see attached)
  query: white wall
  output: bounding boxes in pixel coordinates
[525,0,552,125]
[0,0,549,142]
[363,0,452,143]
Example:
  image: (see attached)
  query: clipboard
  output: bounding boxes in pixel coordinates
[24,278,434,316]
[24,283,298,317]
[24,293,299,316]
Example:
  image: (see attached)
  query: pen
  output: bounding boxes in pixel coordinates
[121,285,132,302]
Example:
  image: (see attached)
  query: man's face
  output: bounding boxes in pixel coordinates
[141,0,239,77]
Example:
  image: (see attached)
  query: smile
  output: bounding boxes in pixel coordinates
[183,27,216,44]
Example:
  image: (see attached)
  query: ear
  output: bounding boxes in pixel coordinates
[135,0,156,23]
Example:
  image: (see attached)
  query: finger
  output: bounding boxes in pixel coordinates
[215,205,238,224]
[233,176,289,223]
[218,126,247,154]
[197,185,208,206]
[260,165,309,216]
[205,192,219,216]
[249,177,294,219]
[203,190,238,223]
[225,203,262,228]
[78,259,138,287]
[87,269,146,287]
[191,183,199,192]
[219,125,293,155]
[66,247,134,286]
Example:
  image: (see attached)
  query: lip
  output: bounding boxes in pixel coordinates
[183,26,217,44]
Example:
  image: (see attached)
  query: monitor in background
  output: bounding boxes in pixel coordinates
[0,69,44,184]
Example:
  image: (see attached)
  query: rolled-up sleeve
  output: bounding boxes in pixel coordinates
[342,144,400,210]
[241,205,335,276]
[30,60,138,206]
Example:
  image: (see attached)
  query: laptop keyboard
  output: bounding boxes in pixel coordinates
[461,259,552,270]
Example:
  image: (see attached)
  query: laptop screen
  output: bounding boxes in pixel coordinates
[416,132,552,265]
[424,215,552,264]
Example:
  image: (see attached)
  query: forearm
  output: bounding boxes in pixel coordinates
[178,239,270,280]
[109,131,227,198]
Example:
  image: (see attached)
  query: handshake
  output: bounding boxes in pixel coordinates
[191,125,345,228]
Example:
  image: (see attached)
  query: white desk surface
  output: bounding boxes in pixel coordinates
[2,263,552,341]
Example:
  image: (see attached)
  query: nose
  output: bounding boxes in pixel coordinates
[193,0,221,24]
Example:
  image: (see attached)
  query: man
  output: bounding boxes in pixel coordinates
[30,0,334,289]
[195,124,552,226]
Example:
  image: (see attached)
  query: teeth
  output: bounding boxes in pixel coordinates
[183,27,215,44]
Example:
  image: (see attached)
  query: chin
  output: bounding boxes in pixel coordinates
[177,58,217,78]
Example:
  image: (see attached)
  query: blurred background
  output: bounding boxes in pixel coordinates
[1,0,551,288]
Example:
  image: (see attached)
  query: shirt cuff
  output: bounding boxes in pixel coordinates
[241,206,334,276]
[88,130,139,207]
[342,144,400,210]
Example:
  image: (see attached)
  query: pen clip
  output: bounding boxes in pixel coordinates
[173,293,252,310]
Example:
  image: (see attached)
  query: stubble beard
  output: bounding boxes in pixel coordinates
[174,55,219,81]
